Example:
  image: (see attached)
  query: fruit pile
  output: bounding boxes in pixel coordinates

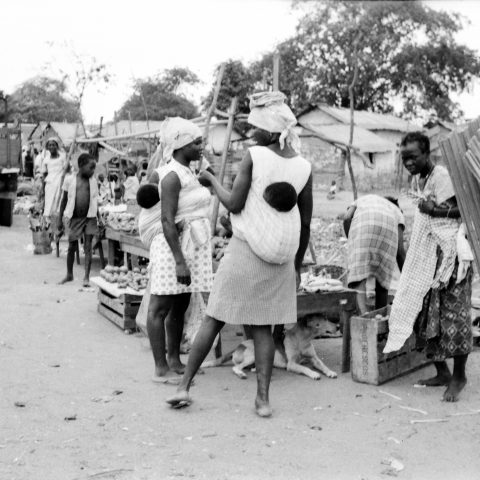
[99,210,138,234]
[99,265,148,291]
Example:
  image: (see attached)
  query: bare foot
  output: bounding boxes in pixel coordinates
[153,365,169,379]
[58,275,74,285]
[416,373,451,387]
[168,357,186,375]
[255,398,272,418]
[166,390,192,409]
[82,278,90,287]
[443,378,467,402]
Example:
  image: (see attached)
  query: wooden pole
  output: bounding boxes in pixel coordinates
[200,63,226,172]
[273,52,280,91]
[210,97,238,234]
[346,37,360,200]
[53,123,80,215]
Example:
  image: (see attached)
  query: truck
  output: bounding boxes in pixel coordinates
[0,94,22,227]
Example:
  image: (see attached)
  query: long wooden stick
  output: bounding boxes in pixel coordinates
[210,97,238,234]
[347,37,360,200]
[53,123,80,216]
[200,63,226,172]
[273,52,280,91]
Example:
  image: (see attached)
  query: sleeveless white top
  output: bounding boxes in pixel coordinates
[231,146,311,264]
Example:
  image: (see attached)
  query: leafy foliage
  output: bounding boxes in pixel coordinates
[202,60,255,114]
[118,68,199,121]
[3,76,81,123]
[251,1,480,121]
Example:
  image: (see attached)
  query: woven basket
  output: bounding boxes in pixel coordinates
[32,230,52,255]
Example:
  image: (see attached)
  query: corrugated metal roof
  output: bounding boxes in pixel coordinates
[97,121,164,138]
[297,124,394,153]
[303,104,418,133]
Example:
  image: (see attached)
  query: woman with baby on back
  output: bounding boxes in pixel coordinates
[167,91,313,417]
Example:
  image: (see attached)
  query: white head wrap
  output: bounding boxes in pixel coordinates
[159,117,202,163]
[248,91,300,152]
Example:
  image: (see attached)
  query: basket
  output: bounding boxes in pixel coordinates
[32,230,53,255]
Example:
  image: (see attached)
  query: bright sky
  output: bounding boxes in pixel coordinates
[3,0,480,123]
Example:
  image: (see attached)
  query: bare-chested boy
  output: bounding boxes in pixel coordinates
[57,153,100,287]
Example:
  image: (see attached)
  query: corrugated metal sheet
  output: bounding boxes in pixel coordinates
[297,124,394,153]
[97,121,164,138]
[301,105,418,133]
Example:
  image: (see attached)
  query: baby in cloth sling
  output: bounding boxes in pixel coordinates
[241,179,299,264]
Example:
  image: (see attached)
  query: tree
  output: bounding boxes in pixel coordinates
[4,76,81,123]
[253,1,480,121]
[118,68,199,121]
[202,60,255,115]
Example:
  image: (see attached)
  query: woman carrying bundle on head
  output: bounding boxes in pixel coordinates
[167,91,313,418]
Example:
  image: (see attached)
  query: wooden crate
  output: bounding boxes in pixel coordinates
[351,306,430,385]
[97,288,142,330]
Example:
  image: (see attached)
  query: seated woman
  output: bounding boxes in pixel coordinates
[147,118,213,380]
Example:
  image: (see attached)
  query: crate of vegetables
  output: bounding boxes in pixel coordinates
[92,265,149,331]
[350,306,430,385]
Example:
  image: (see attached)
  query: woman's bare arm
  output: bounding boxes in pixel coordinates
[396,225,406,271]
[161,172,190,285]
[200,151,253,214]
[295,173,313,272]
[342,205,357,237]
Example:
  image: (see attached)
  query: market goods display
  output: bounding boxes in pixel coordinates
[301,271,344,293]
[99,264,148,291]
[99,205,138,234]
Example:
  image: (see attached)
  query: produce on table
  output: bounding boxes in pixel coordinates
[301,270,344,293]
[375,314,389,321]
[100,264,148,291]
[99,206,138,234]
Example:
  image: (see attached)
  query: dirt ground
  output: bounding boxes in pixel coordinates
[2,203,480,480]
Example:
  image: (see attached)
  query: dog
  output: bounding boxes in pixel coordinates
[202,316,339,380]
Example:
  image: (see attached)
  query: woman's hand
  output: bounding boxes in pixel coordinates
[198,170,214,187]
[176,261,192,286]
[418,199,435,216]
[296,269,301,290]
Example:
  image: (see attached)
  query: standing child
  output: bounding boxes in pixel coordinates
[123,168,140,204]
[57,153,100,287]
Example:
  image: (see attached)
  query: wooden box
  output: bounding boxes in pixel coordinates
[92,276,144,331]
[350,306,430,385]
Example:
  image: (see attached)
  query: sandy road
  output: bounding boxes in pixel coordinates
[1,216,480,480]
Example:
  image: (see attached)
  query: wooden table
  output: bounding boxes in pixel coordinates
[297,289,357,373]
[105,227,149,266]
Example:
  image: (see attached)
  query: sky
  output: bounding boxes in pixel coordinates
[3,0,480,124]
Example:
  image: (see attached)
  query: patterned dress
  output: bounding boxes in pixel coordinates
[149,160,213,296]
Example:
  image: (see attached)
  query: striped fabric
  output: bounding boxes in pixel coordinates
[347,195,404,289]
[206,236,297,326]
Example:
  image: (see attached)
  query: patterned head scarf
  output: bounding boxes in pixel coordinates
[248,91,300,152]
[159,117,202,163]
